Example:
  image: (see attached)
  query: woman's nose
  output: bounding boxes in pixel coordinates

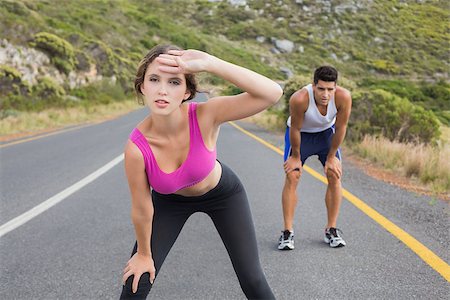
[158,84,168,95]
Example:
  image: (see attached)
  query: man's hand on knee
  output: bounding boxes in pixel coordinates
[284,157,302,175]
[324,157,342,179]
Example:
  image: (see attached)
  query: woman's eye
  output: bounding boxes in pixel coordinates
[149,78,158,82]
[170,80,180,85]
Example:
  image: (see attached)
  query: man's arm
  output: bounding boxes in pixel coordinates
[326,87,352,177]
[284,89,308,173]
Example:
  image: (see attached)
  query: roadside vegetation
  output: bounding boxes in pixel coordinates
[0,99,139,137]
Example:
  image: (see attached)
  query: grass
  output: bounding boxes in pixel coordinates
[353,135,450,197]
[0,99,140,137]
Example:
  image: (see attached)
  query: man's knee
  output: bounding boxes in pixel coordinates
[285,170,301,185]
[326,170,341,186]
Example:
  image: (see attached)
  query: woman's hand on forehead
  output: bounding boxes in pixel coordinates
[156,49,211,74]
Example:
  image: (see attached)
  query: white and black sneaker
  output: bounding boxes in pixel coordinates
[278,230,294,250]
[324,227,346,248]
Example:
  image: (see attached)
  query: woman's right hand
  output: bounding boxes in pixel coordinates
[156,49,214,74]
[122,252,156,293]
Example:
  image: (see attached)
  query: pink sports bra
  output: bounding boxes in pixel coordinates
[129,102,217,194]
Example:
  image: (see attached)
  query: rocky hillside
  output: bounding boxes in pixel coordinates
[1,0,449,136]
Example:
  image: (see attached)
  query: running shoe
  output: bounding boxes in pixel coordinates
[278,230,294,250]
[324,227,346,248]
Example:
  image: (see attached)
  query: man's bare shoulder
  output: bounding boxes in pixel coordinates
[336,86,351,99]
[290,87,309,104]
[335,86,352,108]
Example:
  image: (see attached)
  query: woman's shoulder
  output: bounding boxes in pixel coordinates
[125,139,145,164]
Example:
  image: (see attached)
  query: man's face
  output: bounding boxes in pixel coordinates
[313,80,336,106]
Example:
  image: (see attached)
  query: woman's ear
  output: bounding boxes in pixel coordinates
[140,84,145,95]
[184,90,191,100]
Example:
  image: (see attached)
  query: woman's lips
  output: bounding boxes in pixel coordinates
[155,99,169,108]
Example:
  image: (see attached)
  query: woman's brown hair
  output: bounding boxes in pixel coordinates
[134,44,197,105]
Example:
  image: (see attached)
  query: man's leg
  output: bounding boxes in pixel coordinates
[319,127,346,247]
[323,158,346,247]
[282,171,301,231]
[324,169,342,229]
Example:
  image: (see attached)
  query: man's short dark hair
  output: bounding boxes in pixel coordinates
[313,66,338,84]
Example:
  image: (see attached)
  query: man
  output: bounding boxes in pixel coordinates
[278,66,352,250]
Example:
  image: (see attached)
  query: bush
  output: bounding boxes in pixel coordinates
[70,79,128,105]
[74,50,92,71]
[359,78,450,125]
[84,40,118,76]
[33,77,65,98]
[2,1,30,16]
[31,32,77,74]
[349,89,441,144]
[1,76,66,112]
[280,74,311,119]
[0,65,30,96]
[370,59,400,74]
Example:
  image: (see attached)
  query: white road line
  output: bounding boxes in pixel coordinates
[0,154,124,238]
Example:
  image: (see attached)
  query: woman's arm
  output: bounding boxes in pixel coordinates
[122,141,156,293]
[157,50,283,125]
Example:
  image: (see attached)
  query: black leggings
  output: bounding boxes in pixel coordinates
[120,162,274,300]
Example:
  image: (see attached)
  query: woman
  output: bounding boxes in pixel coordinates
[120,44,282,299]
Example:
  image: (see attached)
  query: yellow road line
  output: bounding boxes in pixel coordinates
[228,121,450,282]
[0,124,91,148]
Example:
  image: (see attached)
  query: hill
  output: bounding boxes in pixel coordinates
[1,0,449,130]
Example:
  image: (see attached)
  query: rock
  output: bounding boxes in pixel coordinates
[280,67,294,79]
[374,37,384,43]
[334,4,358,14]
[256,36,266,43]
[228,0,247,6]
[274,39,295,53]
[0,39,105,90]
[270,47,281,54]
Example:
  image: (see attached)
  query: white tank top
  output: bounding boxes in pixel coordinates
[287,84,337,132]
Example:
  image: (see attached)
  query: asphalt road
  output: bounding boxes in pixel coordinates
[1,100,448,299]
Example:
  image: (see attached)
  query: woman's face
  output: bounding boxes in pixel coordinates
[140,59,190,115]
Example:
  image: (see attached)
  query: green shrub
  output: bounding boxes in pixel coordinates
[70,79,128,105]
[370,59,400,74]
[31,32,76,74]
[2,1,30,16]
[281,74,311,119]
[359,78,450,125]
[0,65,30,96]
[84,40,118,76]
[144,15,161,29]
[349,89,441,144]
[74,50,92,71]
[223,85,243,96]
[166,30,207,51]
[33,77,65,98]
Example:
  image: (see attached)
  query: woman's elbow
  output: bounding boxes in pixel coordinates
[268,83,283,104]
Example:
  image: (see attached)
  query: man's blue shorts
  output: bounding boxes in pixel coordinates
[283,126,341,166]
